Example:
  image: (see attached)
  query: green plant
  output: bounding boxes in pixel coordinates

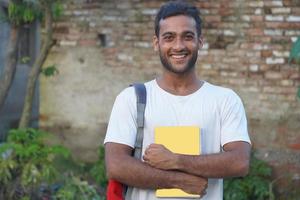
[90,146,108,188]
[7,0,64,25]
[8,1,42,25]
[288,36,300,98]
[289,36,300,64]
[54,173,102,200]
[224,153,274,200]
[42,65,59,77]
[0,128,70,199]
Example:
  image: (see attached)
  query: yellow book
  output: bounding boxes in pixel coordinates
[155,126,201,198]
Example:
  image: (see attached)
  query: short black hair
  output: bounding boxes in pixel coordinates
[154,0,202,37]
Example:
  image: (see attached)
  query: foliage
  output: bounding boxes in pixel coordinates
[224,153,274,200]
[0,128,70,199]
[8,1,42,25]
[7,0,64,25]
[42,65,59,77]
[90,146,108,188]
[289,36,300,64]
[52,1,64,20]
[20,56,31,64]
[288,36,300,99]
[54,173,102,200]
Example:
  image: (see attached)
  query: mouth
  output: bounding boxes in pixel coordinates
[170,53,189,60]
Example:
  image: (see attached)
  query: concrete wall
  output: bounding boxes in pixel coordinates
[40,0,300,195]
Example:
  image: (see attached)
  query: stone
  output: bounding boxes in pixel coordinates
[286,16,300,22]
[60,40,77,46]
[265,15,284,21]
[266,57,285,64]
[250,64,259,72]
[265,71,282,79]
[264,29,283,36]
[271,7,291,14]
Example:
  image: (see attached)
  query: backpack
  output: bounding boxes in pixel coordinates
[106,83,147,200]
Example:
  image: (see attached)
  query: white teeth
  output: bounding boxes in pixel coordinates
[172,55,185,59]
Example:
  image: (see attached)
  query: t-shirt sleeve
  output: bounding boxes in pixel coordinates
[220,90,251,147]
[103,87,137,148]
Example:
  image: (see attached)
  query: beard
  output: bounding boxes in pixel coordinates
[159,48,198,75]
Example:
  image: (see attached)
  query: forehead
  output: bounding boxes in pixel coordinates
[159,15,197,35]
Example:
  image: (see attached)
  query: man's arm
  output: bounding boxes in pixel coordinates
[105,142,208,195]
[143,141,251,178]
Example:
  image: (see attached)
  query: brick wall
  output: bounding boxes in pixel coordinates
[41,0,300,197]
[52,0,300,117]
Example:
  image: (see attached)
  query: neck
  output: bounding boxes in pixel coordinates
[157,69,202,96]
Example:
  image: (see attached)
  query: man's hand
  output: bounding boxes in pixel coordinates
[143,144,178,170]
[106,142,208,194]
[174,172,208,196]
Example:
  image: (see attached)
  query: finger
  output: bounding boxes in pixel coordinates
[143,154,149,161]
[149,143,157,148]
[199,190,206,198]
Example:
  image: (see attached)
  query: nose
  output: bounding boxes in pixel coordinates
[173,38,185,51]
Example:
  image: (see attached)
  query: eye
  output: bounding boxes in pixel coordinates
[185,34,194,41]
[163,35,174,42]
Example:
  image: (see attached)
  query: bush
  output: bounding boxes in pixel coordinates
[0,128,70,199]
[224,152,274,200]
[54,173,103,200]
[90,146,108,188]
[0,128,103,199]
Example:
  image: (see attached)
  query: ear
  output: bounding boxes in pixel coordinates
[198,36,204,49]
[153,35,159,51]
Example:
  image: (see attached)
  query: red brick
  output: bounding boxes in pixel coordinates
[54,26,69,34]
[204,15,221,22]
[78,39,97,46]
[283,0,294,6]
[290,73,300,80]
[247,28,264,36]
[266,22,300,29]
[250,15,264,22]
[265,71,282,79]
[292,8,300,14]
[261,50,273,58]
[197,2,220,9]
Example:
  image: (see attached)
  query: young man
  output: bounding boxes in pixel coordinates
[104,1,251,200]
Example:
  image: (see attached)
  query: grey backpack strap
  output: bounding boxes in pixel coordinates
[132,83,146,159]
[126,83,146,199]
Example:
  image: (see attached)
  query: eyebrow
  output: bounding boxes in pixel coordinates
[161,31,195,37]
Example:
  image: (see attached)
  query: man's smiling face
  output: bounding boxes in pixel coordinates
[154,15,203,75]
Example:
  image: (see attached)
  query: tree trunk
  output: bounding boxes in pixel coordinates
[0,25,20,110]
[18,3,53,128]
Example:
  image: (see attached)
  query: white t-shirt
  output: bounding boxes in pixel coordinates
[104,80,251,200]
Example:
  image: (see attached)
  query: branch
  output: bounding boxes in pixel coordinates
[0,24,20,110]
[18,2,54,128]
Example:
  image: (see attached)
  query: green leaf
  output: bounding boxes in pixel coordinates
[297,86,300,99]
[52,2,64,20]
[0,143,13,155]
[90,146,108,187]
[21,56,31,64]
[21,163,34,186]
[224,153,274,200]
[20,197,30,200]
[42,65,59,77]
[289,36,300,64]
